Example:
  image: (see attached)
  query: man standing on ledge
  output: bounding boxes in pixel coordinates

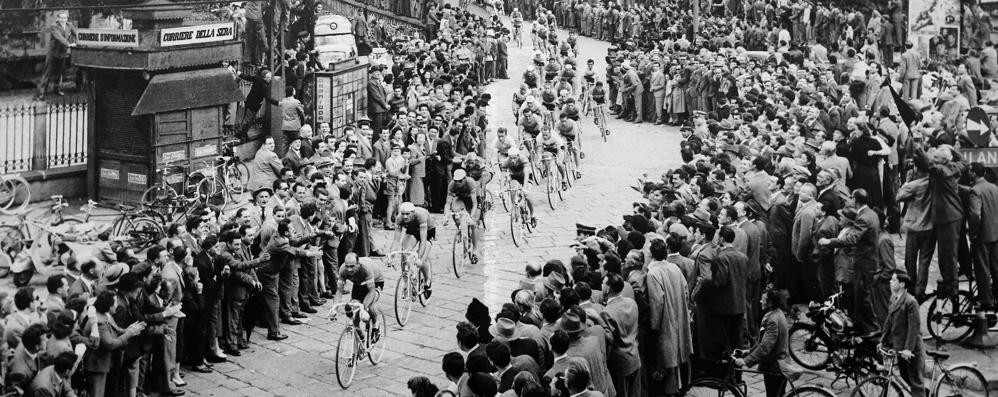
[368,67,390,136]
[37,10,76,99]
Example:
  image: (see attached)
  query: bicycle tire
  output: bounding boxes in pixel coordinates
[546,173,556,210]
[0,176,31,214]
[787,385,837,397]
[197,176,229,211]
[394,274,413,326]
[932,364,989,397]
[788,322,833,370]
[683,377,745,397]
[141,184,179,211]
[335,326,357,388]
[850,375,904,397]
[510,202,523,247]
[416,268,429,307]
[228,161,250,196]
[452,231,466,278]
[499,187,509,212]
[523,205,534,233]
[119,217,165,250]
[368,310,387,364]
[926,290,976,343]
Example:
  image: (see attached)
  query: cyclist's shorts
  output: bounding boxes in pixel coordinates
[542,146,559,155]
[351,281,385,302]
[512,173,525,186]
[561,133,576,142]
[566,114,580,121]
[451,196,474,214]
[405,225,436,242]
[543,102,556,111]
[525,128,541,137]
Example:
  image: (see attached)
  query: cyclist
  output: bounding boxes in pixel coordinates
[496,127,517,162]
[582,59,597,95]
[446,169,480,263]
[502,146,537,227]
[535,128,568,190]
[560,96,581,127]
[513,84,530,121]
[518,105,544,148]
[336,252,385,337]
[540,81,558,121]
[543,55,561,83]
[523,63,540,89]
[566,32,579,57]
[591,80,609,136]
[394,202,435,298]
[510,8,524,46]
[531,51,546,84]
[555,111,581,161]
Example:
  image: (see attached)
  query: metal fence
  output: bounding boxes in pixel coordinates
[0,95,88,175]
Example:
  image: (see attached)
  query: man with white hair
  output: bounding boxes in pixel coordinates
[817,140,851,193]
[912,144,966,299]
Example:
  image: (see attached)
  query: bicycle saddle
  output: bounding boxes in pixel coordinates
[925,350,950,360]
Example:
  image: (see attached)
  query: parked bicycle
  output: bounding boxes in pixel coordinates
[329,301,387,389]
[185,139,251,211]
[0,174,31,214]
[850,348,988,397]
[788,292,882,386]
[78,200,166,251]
[922,276,995,344]
[683,350,836,397]
[384,250,430,327]
[141,164,203,223]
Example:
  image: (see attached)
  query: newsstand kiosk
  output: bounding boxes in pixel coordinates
[72,0,243,204]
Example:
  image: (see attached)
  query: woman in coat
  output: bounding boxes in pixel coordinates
[734,288,791,397]
[180,266,210,373]
[846,120,887,208]
[82,291,145,397]
[669,66,687,124]
[407,131,429,207]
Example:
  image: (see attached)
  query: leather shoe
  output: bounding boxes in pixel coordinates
[188,364,212,373]
[267,333,289,341]
[237,342,250,349]
[281,318,303,325]
[222,349,241,357]
[161,390,186,396]
[310,298,327,306]
[291,312,308,318]
[300,306,318,314]
[320,291,335,299]
[205,355,227,363]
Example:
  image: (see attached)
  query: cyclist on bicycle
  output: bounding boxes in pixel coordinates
[540,81,558,115]
[336,252,385,333]
[502,147,537,227]
[513,84,530,121]
[394,202,435,298]
[523,64,540,89]
[496,127,517,162]
[566,32,579,56]
[535,128,569,191]
[543,55,561,83]
[583,59,597,87]
[556,111,581,155]
[446,169,481,263]
[560,96,581,125]
[519,106,544,143]
[510,8,523,31]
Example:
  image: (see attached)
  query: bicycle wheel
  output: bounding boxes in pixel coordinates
[499,187,509,212]
[368,310,387,364]
[415,267,429,307]
[788,322,832,370]
[510,202,523,247]
[197,176,229,210]
[932,364,989,397]
[522,205,534,233]
[394,275,413,327]
[683,378,745,397]
[141,184,179,211]
[787,385,837,397]
[546,174,556,210]
[0,176,30,214]
[926,290,975,343]
[119,217,165,250]
[335,327,357,388]
[227,162,250,196]
[850,375,904,397]
[452,231,467,278]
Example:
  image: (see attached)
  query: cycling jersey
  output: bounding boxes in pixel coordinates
[541,88,557,104]
[537,134,564,154]
[503,155,529,185]
[398,207,436,241]
[513,91,527,107]
[556,119,578,140]
[561,103,580,120]
[462,158,485,181]
[591,86,606,104]
[511,12,523,26]
[448,179,479,212]
[519,114,543,136]
[340,261,386,301]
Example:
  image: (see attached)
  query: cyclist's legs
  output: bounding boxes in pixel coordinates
[401,233,432,288]
[555,151,568,183]
[512,179,535,219]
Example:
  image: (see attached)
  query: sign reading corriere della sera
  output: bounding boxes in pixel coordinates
[159,22,235,47]
[77,29,139,48]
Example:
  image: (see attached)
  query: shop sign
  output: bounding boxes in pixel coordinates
[194,144,217,157]
[165,174,184,185]
[127,173,147,186]
[76,29,139,48]
[160,22,235,47]
[161,150,186,163]
[100,168,119,180]
[960,148,998,167]
[316,76,332,123]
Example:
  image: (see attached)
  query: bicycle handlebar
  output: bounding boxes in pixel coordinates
[328,301,365,320]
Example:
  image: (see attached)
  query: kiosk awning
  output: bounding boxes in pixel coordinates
[132,68,243,116]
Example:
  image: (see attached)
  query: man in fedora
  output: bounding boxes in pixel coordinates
[561,310,616,397]
[485,339,539,393]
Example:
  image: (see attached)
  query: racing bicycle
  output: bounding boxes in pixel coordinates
[850,348,988,397]
[506,187,534,247]
[444,210,476,278]
[330,301,387,389]
[385,250,430,327]
[538,151,564,210]
[592,102,609,142]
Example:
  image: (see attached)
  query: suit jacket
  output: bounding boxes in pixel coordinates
[791,200,821,262]
[828,206,880,272]
[899,49,922,79]
[913,147,966,224]
[602,296,641,377]
[566,326,616,397]
[743,309,790,373]
[367,79,389,114]
[666,254,696,285]
[738,220,763,282]
[247,147,283,191]
[7,344,40,390]
[650,71,667,96]
[498,355,540,392]
[28,365,74,397]
[705,246,748,315]
[68,276,95,299]
[46,22,75,58]
[969,179,998,243]
[880,292,923,353]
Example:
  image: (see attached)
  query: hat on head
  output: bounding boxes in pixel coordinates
[252,187,273,201]
[543,272,566,292]
[357,117,372,127]
[489,317,523,341]
[102,263,129,287]
[314,158,334,169]
[838,207,858,223]
[557,312,586,334]
[453,168,467,181]
[623,214,653,234]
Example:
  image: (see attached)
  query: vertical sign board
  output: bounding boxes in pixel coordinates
[908,0,961,62]
[316,76,331,123]
[309,64,369,137]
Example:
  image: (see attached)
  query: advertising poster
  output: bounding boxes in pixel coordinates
[908,0,960,61]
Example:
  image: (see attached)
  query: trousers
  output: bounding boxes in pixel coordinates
[221,296,247,349]
[279,260,301,317]
[973,240,998,308]
[904,230,936,296]
[257,272,281,334]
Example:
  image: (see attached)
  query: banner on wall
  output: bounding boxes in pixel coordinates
[908,0,960,61]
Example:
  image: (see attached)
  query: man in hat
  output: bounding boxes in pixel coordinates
[646,238,692,394]
[561,310,616,397]
[602,273,642,397]
[367,67,390,135]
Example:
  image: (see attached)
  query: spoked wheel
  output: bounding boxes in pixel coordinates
[335,327,358,388]
[118,217,166,251]
[849,375,904,397]
[394,275,413,327]
[367,310,386,364]
[499,187,509,212]
[683,378,744,397]
[0,176,31,214]
[510,201,523,247]
[522,206,534,233]
[480,190,495,229]
[786,386,837,397]
[452,232,468,278]
[141,184,179,213]
[197,176,229,211]
[545,174,556,210]
[932,364,989,397]
[227,162,250,196]
[415,269,429,307]
[788,322,832,370]
[926,289,976,343]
